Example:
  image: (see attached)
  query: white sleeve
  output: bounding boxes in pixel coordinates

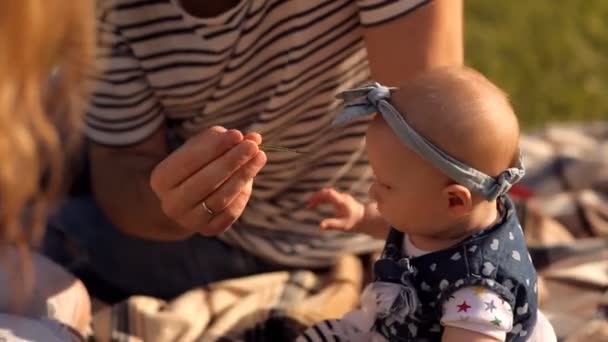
[296,318,372,342]
[441,286,513,341]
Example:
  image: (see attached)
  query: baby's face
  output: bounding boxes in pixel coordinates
[366,115,449,235]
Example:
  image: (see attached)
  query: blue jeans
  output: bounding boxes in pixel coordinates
[42,195,281,303]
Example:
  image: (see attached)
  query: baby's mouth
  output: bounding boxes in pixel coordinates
[374,201,383,212]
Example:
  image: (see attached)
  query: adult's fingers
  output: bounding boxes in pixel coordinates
[173,179,254,236]
[150,127,243,193]
[244,132,262,145]
[203,180,255,236]
[199,151,266,213]
[160,140,259,218]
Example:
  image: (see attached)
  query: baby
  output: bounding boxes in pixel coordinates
[298,67,551,341]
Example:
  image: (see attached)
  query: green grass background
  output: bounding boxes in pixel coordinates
[465,1,608,128]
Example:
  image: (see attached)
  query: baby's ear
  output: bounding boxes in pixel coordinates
[441,184,473,218]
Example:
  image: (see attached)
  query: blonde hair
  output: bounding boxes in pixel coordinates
[0,0,95,307]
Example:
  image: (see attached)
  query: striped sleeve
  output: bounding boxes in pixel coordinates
[85,5,165,146]
[357,0,431,26]
[296,319,378,342]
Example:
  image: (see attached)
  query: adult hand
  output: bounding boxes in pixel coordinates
[150,126,267,236]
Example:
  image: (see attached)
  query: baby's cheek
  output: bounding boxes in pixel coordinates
[384,206,412,231]
[392,202,428,232]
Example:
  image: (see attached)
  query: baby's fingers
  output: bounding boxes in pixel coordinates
[307,188,343,209]
[320,218,353,231]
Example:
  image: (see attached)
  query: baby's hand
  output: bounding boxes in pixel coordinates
[307,188,365,231]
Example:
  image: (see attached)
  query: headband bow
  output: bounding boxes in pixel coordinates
[334,83,525,201]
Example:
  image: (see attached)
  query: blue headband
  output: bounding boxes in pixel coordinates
[334,82,525,201]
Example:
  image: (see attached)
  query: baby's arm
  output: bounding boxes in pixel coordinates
[440,287,513,342]
[442,326,502,342]
[307,188,389,239]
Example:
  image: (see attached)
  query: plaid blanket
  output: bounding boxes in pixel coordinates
[90,255,364,342]
[515,123,608,342]
[89,123,608,342]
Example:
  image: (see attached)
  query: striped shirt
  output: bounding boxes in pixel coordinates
[89,0,429,266]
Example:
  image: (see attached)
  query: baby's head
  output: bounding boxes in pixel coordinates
[365,66,520,239]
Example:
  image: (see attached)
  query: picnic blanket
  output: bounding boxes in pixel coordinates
[515,123,608,341]
[88,123,608,342]
[90,254,364,342]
